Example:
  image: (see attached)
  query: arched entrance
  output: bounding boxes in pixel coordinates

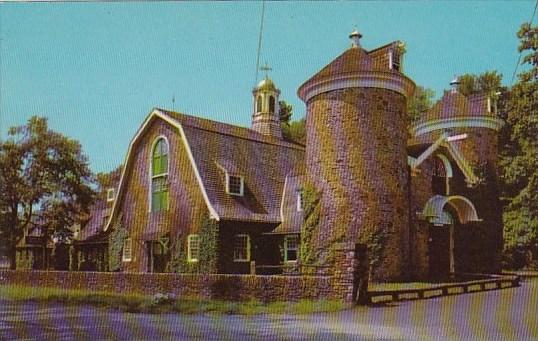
[422,195,480,280]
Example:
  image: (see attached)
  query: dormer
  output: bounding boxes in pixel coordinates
[216,160,244,197]
[106,188,115,202]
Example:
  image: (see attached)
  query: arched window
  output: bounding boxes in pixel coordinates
[269,95,275,113]
[151,137,169,211]
[432,156,449,196]
[256,95,262,113]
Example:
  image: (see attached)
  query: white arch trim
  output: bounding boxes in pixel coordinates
[148,135,170,213]
[104,109,220,231]
[422,195,481,225]
[410,116,504,137]
[436,154,453,178]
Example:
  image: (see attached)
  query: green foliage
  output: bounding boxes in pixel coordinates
[407,86,435,123]
[299,183,321,268]
[96,165,123,199]
[108,217,127,272]
[358,226,387,272]
[500,23,538,268]
[198,215,219,273]
[457,71,502,96]
[278,100,293,125]
[0,284,346,315]
[0,116,95,269]
[167,214,219,273]
[282,118,307,145]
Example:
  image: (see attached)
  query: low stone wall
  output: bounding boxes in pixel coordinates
[0,270,335,303]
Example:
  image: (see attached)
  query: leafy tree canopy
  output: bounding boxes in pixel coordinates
[457,71,503,96]
[500,22,538,264]
[407,86,435,123]
[0,116,95,268]
[279,100,306,144]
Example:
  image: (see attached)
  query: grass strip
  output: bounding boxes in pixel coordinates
[0,285,346,315]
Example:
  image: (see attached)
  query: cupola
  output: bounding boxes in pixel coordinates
[251,64,282,139]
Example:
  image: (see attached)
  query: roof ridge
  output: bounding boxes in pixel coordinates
[156,108,305,151]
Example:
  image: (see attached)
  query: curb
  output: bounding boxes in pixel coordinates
[367,274,520,305]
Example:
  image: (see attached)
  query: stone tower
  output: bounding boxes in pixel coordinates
[410,77,504,273]
[297,30,415,281]
[251,73,282,139]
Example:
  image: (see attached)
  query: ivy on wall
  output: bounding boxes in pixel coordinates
[357,226,387,273]
[167,213,219,274]
[299,183,321,270]
[108,215,127,272]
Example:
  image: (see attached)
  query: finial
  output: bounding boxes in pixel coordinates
[349,28,362,48]
[450,75,460,93]
[260,62,272,79]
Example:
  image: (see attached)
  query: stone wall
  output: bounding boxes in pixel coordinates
[0,270,339,303]
[305,87,409,281]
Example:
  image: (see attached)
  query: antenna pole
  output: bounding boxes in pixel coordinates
[254,0,266,86]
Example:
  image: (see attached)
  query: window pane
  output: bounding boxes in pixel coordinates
[234,235,249,261]
[189,235,199,261]
[285,235,298,262]
[229,176,242,195]
[152,139,169,176]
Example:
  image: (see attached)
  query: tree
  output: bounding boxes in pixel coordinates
[0,116,95,269]
[500,23,538,268]
[279,100,307,144]
[457,71,503,96]
[278,100,293,125]
[96,165,123,200]
[407,86,435,123]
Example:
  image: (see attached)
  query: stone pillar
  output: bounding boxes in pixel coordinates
[331,242,358,304]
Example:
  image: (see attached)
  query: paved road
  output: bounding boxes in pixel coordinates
[1,278,536,341]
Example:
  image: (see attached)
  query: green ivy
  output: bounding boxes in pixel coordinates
[358,227,387,272]
[108,215,127,272]
[167,214,219,274]
[299,183,321,270]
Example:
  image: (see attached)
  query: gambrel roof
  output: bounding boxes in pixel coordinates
[104,109,305,231]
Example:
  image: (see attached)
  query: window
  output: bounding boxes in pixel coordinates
[389,50,400,71]
[106,188,115,202]
[256,95,262,112]
[188,234,200,262]
[233,234,250,262]
[122,238,132,262]
[297,191,304,212]
[284,235,299,262]
[227,175,244,196]
[269,95,275,113]
[151,137,169,211]
[432,156,448,196]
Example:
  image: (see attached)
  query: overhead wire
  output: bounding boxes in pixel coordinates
[254,1,266,87]
[510,0,538,85]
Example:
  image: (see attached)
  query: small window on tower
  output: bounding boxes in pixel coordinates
[269,96,276,113]
[256,95,262,113]
[389,50,401,71]
[227,175,244,196]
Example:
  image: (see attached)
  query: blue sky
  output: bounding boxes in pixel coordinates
[0,1,534,173]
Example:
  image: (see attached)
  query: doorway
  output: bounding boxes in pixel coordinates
[428,224,451,281]
[146,241,168,273]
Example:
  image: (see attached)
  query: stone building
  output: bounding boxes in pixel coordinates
[77,30,504,282]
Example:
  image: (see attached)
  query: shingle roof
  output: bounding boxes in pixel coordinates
[417,91,492,123]
[157,109,305,223]
[77,200,109,242]
[299,43,398,88]
[272,175,305,234]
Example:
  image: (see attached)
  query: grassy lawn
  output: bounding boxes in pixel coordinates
[0,285,346,315]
